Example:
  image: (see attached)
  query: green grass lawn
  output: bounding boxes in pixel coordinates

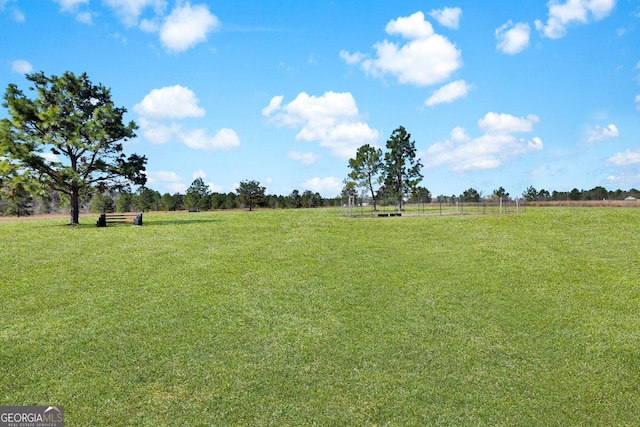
[1,208,639,426]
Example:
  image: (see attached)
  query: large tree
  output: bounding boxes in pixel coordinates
[383,126,423,210]
[341,181,358,201]
[0,71,146,225]
[522,186,539,202]
[236,180,265,211]
[134,187,161,212]
[287,189,301,208]
[185,177,211,211]
[493,186,509,200]
[347,144,383,211]
[461,187,481,202]
[159,192,178,211]
[409,186,432,204]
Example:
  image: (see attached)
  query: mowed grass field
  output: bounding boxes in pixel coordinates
[1,207,639,426]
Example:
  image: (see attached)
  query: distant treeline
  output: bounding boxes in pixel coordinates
[0,187,338,217]
[2,184,639,217]
[519,186,640,202]
[433,185,640,204]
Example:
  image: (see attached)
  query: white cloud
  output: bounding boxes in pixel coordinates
[207,182,224,193]
[137,118,182,144]
[104,0,221,57]
[607,172,640,187]
[179,128,240,151]
[164,183,187,194]
[263,91,380,159]
[301,177,342,196]
[261,95,283,116]
[587,123,619,141]
[113,32,128,45]
[0,0,23,22]
[147,170,182,183]
[607,148,640,166]
[11,59,32,74]
[192,169,207,180]
[495,21,531,54]
[148,170,222,194]
[75,11,93,24]
[339,50,366,65]
[11,7,24,22]
[478,112,539,134]
[159,2,220,53]
[136,86,240,151]
[424,112,543,171]
[53,0,93,24]
[145,170,186,193]
[53,0,87,12]
[425,80,472,106]
[635,94,640,110]
[346,11,462,87]
[535,0,617,39]
[103,0,166,27]
[134,85,205,120]
[429,7,462,30]
[139,17,160,32]
[386,11,435,39]
[450,126,471,143]
[288,151,319,165]
[588,0,617,19]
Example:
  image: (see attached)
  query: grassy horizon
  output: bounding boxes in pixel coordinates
[1,207,639,425]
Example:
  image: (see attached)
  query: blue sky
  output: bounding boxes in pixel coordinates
[1,0,639,198]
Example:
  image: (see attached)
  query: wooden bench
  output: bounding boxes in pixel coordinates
[96,212,143,227]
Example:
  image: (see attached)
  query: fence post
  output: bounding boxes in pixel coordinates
[348,196,354,217]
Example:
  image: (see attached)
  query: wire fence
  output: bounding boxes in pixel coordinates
[335,198,526,218]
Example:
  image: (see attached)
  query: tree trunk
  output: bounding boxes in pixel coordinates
[70,187,80,225]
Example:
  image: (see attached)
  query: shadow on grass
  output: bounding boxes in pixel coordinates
[82,218,222,227]
[140,217,222,226]
[1,214,222,228]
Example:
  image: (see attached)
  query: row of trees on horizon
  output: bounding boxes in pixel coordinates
[2,71,639,220]
[0,178,329,217]
[3,174,640,218]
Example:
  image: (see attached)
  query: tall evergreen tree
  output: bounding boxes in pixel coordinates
[0,71,146,225]
[383,126,423,210]
[347,144,383,210]
[236,180,265,211]
[185,177,211,211]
